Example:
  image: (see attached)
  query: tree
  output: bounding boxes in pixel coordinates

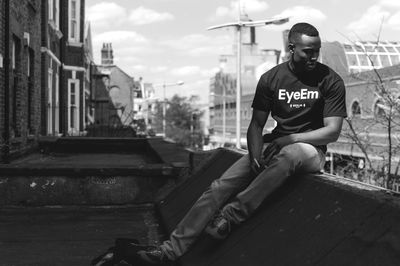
[153,94,205,149]
[339,31,400,189]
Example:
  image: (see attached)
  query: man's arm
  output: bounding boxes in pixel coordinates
[247,109,269,170]
[263,116,344,157]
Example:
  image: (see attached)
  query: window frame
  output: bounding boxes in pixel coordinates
[68,0,81,43]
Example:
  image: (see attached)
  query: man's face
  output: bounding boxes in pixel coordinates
[290,34,321,72]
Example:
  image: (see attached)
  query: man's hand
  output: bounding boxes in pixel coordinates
[262,135,294,164]
[250,158,265,177]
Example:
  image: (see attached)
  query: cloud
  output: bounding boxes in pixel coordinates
[200,67,220,78]
[94,31,148,43]
[162,33,233,56]
[150,66,169,73]
[92,30,151,65]
[170,66,201,76]
[388,11,400,29]
[346,5,391,35]
[87,2,128,30]
[88,3,174,32]
[129,6,174,25]
[261,6,326,32]
[379,0,400,8]
[275,6,327,24]
[215,0,269,19]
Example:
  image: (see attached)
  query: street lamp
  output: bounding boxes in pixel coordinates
[208,11,289,149]
[155,81,184,136]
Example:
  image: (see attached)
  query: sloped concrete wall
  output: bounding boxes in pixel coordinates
[157,148,400,266]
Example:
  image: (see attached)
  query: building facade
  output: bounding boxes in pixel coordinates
[41,0,62,136]
[320,41,400,77]
[0,0,5,159]
[90,43,137,136]
[40,0,88,137]
[209,21,280,147]
[1,0,92,162]
[60,0,87,136]
[1,0,42,161]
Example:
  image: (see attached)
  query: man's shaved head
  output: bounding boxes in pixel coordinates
[288,23,319,44]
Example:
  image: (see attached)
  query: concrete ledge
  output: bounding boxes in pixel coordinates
[0,174,173,206]
[0,163,175,176]
[0,138,192,206]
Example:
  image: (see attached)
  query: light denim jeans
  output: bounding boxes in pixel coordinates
[160,143,325,260]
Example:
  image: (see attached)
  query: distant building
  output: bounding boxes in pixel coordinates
[209,28,400,153]
[209,15,281,147]
[93,43,135,128]
[84,22,95,126]
[320,41,400,77]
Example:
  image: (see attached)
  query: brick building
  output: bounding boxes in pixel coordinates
[41,0,62,136]
[41,0,88,137]
[0,0,5,157]
[92,43,136,129]
[1,0,92,162]
[60,0,87,136]
[1,0,42,161]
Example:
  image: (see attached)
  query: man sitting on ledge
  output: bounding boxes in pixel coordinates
[138,22,347,264]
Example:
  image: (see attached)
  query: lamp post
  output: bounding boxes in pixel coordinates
[208,11,289,149]
[156,81,184,136]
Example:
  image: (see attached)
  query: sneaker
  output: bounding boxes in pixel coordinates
[204,211,231,239]
[137,246,170,265]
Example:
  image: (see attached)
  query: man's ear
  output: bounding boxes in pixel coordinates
[288,43,294,53]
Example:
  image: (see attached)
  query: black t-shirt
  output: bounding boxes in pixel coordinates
[252,61,347,152]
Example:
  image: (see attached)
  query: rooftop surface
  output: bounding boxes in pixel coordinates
[0,205,162,266]
[1,138,400,265]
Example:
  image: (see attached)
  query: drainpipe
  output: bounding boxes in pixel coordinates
[2,0,10,163]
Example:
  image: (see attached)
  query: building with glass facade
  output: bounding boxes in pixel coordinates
[320,41,400,77]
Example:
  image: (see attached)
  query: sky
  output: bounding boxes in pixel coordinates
[86,0,400,103]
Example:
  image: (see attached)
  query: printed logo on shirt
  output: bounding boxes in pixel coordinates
[278,88,319,104]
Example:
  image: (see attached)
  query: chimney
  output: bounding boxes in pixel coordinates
[101,43,114,65]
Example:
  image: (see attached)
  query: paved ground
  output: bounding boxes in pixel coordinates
[0,205,163,266]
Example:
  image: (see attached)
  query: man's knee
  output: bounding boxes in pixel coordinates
[276,143,321,171]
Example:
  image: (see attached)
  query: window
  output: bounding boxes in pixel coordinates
[390,55,400,65]
[55,0,60,28]
[55,67,59,133]
[48,60,53,135]
[358,54,370,66]
[69,0,80,42]
[364,45,374,52]
[344,44,354,52]
[369,54,380,67]
[68,79,80,133]
[12,36,20,136]
[386,46,396,53]
[380,54,391,67]
[351,101,361,117]
[346,54,358,66]
[376,45,386,53]
[48,0,53,21]
[12,38,16,69]
[374,100,386,119]
[354,45,364,52]
[28,49,34,134]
